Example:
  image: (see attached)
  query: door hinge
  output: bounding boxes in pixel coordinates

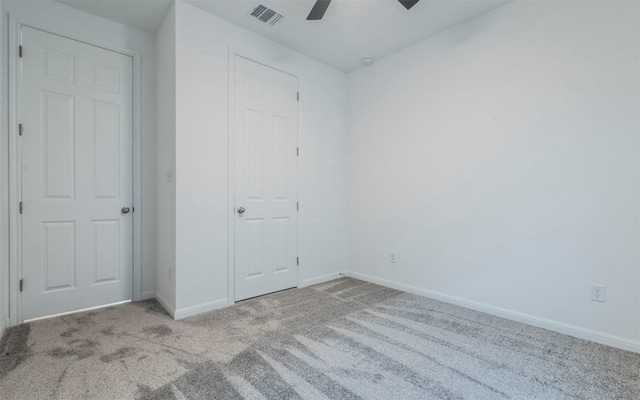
[19,123,23,136]
[297,257,299,266]
[19,201,23,214]
[296,147,299,156]
[19,279,23,292]
[297,202,299,211]
[19,45,23,58]
[297,92,299,101]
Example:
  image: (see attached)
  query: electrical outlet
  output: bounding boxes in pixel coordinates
[590,284,606,303]
[389,252,397,264]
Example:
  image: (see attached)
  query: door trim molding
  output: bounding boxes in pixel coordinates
[5,14,144,326]
[227,47,301,306]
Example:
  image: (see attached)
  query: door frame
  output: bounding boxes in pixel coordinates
[227,48,301,305]
[5,15,144,326]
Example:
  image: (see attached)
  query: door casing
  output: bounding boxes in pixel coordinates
[227,48,302,305]
[5,15,144,326]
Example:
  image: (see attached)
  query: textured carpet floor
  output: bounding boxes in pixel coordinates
[0,278,638,399]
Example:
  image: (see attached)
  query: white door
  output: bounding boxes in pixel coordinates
[20,27,133,321]
[234,56,299,301]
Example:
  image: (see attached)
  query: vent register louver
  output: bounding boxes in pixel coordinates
[249,4,284,26]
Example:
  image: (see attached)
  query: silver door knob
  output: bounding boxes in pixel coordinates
[237,207,246,214]
[121,207,131,214]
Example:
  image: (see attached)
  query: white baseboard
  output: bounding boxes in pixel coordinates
[346,271,640,354]
[299,271,346,288]
[174,298,229,320]
[153,291,175,319]
[139,291,156,301]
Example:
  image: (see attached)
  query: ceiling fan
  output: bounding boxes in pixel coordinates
[307,0,420,20]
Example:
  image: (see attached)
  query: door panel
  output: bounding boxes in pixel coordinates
[21,27,133,321]
[43,92,75,198]
[234,56,298,301]
[93,220,120,284]
[43,222,76,291]
[93,101,120,198]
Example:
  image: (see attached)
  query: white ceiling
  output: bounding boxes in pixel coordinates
[56,0,173,34]
[186,0,511,72]
[56,0,512,72]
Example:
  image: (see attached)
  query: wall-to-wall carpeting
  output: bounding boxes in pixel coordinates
[0,278,638,399]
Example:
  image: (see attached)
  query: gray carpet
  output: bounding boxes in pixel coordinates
[0,278,638,399]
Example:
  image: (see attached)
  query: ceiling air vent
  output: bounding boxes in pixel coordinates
[248,4,284,26]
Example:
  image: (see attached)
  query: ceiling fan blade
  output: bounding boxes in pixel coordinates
[398,0,420,10]
[307,0,332,20]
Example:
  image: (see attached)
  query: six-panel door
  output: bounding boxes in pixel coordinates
[234,56,299,301]
[20,27,133,321]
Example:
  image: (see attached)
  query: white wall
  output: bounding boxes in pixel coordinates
[155,4,176,314]
[1,0,157,324]
[347,0,640,348]
[173,0,348,316]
